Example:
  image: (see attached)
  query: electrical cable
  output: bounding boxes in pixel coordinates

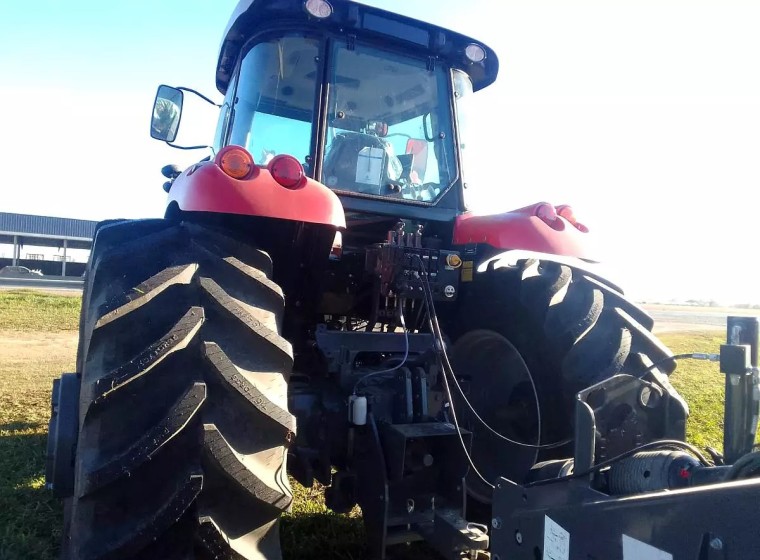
[351,307,409,394]
[388,256,719,490]
[347,264,495,488]
[524,439,713,488]
[418,254,719,452]
[436,333,497,489]
[419,288,496,489]
[421,269,541,457]
[409,255,729,494]
[412,255,571,451]
[635,353,717,379]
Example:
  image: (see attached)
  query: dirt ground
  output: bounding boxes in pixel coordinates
[0,286,82,297]
[0,331,77,425]
[0,331,78,373]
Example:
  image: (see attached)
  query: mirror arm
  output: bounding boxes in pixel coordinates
[176,87,221,108]
[165,142,213,151]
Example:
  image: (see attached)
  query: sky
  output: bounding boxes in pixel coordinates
[1,1,759,304]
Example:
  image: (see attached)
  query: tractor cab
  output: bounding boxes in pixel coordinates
[156,0,497,223]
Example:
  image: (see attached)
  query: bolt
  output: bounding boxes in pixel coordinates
[515,531,523,545]
[710,538,723,551]
[491,517,502,530]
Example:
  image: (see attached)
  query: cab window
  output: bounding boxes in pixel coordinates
[228,36,319,166]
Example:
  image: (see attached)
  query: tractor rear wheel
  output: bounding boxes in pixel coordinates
[62,220,294,560]
[453,258,675,503]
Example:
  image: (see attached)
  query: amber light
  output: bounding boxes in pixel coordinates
[268,155,305,189]
[215,146,256,180]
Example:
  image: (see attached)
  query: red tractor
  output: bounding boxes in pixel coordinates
[46,1,760,559]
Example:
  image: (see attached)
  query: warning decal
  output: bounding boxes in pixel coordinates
[544,515,570,560]
[622,535,673,560]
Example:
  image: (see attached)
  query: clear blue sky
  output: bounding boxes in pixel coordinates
[1,1,759,304]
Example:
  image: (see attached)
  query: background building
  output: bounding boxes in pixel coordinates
[0,212,97,277]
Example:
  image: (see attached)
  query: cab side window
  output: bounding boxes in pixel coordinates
[228,36,319,165]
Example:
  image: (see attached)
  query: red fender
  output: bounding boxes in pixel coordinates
[453,202,594,260]
[167,160,346,229]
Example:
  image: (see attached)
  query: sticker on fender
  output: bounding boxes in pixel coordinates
[544,516,569,560]
[622,535,673,560]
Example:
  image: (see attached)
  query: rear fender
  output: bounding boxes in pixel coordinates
[167,160,346,228]
[454,203,594,260]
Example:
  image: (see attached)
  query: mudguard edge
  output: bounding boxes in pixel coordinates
[167,161,346,229]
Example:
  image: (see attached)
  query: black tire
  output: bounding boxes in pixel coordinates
[75,218,129,374]
[454,258,675,498]
[64,220,294,560]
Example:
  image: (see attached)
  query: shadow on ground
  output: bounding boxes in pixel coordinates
[282,511,443,560]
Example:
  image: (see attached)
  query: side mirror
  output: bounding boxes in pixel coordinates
[151,85,183,143]
[405,139,429,182]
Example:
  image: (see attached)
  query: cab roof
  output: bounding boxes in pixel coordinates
[217,0,499,95]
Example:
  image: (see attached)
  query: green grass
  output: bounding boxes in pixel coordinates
[661,331,728,450]
[0,291,740,559]
[0,334,73,559]
[0,290,80,331]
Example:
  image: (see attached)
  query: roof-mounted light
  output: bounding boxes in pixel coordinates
[465,43,486,63]
[304,0,333,19]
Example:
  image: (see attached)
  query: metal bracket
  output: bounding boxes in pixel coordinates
[723,317,759,463]
[315,324,435,381]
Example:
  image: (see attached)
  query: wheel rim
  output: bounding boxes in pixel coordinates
[450,329,540,504]
[46,373,79,498]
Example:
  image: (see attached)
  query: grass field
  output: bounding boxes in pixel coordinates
[0,290,735,559]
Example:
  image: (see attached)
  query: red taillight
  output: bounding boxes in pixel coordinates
[215,145,256,180]
[268,155,305,189]
[556,204,589,233]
